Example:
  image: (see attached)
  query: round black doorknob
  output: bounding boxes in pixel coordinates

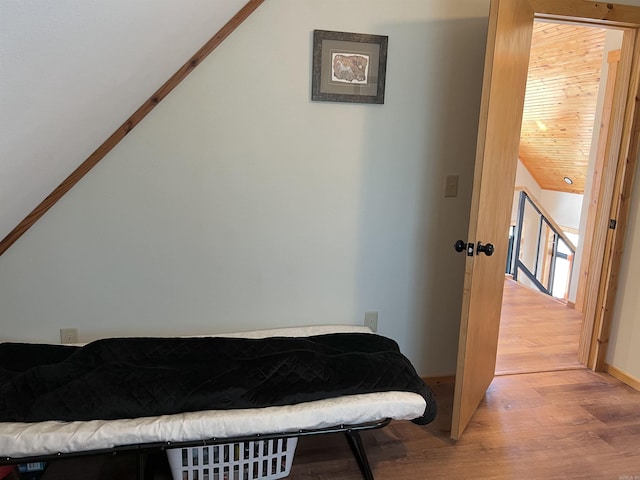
[477,242,495,256]
[454,240,467,253]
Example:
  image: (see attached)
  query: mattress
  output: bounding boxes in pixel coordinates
[0,325,428,459]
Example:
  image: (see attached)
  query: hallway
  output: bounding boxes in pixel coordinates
[495,278,583,376]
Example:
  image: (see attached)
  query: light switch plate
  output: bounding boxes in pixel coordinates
[445,175,459,197]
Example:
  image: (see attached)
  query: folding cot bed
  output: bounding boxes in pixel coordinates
[0,326,436,479]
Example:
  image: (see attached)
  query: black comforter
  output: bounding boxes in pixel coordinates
[0,333,436,425]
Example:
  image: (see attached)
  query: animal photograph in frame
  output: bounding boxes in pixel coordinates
[311,30,388,104]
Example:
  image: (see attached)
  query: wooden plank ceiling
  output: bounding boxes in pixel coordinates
[519,22,607,194]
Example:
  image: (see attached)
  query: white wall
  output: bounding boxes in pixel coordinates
[511,159,542,225]
[512,160,583,230]
[0,0,248,241]
[511,161,582,300]
[540,190,583,231]
[607,149,640,380]
[0,0,490,376]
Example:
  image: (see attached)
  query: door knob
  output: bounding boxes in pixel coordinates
[477,242,495,256]
[454,240,475,256]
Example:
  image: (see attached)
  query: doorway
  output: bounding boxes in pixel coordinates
[452,0,640,440]
[495,20,623,376]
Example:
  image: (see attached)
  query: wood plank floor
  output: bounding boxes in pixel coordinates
[495,278,583,375]
[290,280,640,479]
[290,370,640,479]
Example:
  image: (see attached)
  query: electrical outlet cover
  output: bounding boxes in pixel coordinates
[364,311,378,332]
[60,328,78,344]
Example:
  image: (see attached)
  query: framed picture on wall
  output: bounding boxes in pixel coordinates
[311,30,388,104]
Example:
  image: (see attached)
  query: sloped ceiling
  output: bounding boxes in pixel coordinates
[0,0,249,241]
[519,22,607,194]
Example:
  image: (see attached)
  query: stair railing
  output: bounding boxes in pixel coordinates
[508,188,577,299]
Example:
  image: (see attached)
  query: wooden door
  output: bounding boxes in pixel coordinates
[451,0,535,440]
[452,0,640,439]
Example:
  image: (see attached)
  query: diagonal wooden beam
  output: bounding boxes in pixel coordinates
[0,0,265,256]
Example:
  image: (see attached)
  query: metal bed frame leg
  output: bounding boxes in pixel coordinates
[344,431,374,480]
[137,452,148,480]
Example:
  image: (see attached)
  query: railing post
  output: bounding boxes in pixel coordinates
[513,191,526,282]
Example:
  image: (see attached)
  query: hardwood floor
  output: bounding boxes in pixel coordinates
[495,278,583,375]
[290,370,640,479]
[290,280,640,479]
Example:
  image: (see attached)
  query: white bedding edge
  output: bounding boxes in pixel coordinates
[1,391,426,458]
[0,325,426,459]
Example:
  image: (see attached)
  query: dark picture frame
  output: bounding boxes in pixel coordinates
[311,30,388,104]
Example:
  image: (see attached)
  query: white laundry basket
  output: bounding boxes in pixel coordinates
[166,437,298,480]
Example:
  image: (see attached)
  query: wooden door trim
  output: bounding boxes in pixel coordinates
[574,49,621,314]
[579,32,636,365]
[530,0,640,27]
[0,0,266,257]
[592,28,640,370]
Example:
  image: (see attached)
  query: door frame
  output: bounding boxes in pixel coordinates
[575,44,628,368]
[507,0,640,372]
[453,0,640,439]
[574,48,621,317]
